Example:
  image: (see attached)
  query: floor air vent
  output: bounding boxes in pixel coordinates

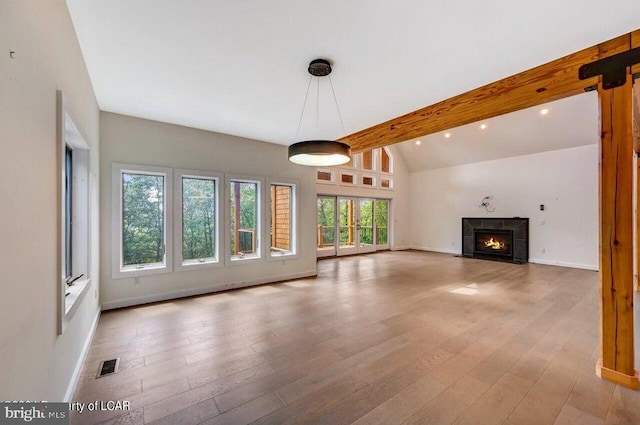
[96,358,120,378]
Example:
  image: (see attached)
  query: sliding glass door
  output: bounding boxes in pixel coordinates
[337,197,357,255]
[317,196,390,257]
[375,199,389,250]
[317,196,336,257]
[357,198,375,254]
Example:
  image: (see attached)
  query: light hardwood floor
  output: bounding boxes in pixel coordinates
[71,251,640,424]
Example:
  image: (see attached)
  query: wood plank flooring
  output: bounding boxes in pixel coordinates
[71,251,640,424]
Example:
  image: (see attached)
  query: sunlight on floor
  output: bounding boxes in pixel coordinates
[450,283,479,296]
[245,285,283,295]
[284,281,313,288]
[196,293,236,305]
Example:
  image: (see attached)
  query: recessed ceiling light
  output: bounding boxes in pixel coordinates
[540,108,549,115]
[444,132,451,138]
[480,124,487,130]
[415,140,421,146]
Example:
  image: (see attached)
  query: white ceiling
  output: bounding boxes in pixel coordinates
[66,1,637,148]
[396,91,599,172]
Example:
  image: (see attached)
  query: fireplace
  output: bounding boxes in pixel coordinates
[462,217,528,264]
[474,229,513,260]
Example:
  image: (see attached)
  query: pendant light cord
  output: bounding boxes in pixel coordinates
[316,77,320,132]
[329,75,346,135]
[295,65,347,140]
[295,75,313,140]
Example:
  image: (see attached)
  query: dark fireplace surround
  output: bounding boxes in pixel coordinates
[462,217,529,264]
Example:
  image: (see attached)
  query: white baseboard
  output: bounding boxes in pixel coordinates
[410,246,460,255]
[391,246,411,251]
[410,247,598,271]
[529,258,598,271]
[64,308,100,402]
[101,270,318,310]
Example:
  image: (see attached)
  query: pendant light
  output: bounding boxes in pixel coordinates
[288,59,352,166]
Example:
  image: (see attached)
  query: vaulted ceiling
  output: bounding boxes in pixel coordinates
[66,0,637,152]
[396,92,599,172]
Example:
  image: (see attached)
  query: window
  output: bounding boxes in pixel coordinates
[112,164,173,278]
[340,172,356,185]
[229,178,261,261]
[361,149,375,171]
[175,171,221,270]
[123,174,165,267]
[317,169,334,183]
[61,145,90,295]
[315,146,394,190]
[362,175,375,187]
[64,145,73,279]
[58,91,91,334]
[341,155,356,169]
[381,147,392,173]
[270,182,296,257]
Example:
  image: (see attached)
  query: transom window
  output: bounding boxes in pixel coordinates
[316,147,394,189]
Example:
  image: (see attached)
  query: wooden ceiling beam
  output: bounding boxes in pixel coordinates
[341,30,640,153]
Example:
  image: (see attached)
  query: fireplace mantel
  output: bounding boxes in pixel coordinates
[462,217,529,263]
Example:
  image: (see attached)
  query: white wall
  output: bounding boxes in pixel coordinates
[0,0,101,401]
[315,145,411,250]
[100,112,318,309]
[409,144,599,270]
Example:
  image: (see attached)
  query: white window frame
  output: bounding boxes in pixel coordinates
[174,170,222,271]
[226,175,264,264]
[111,163,173,279]
[57,91,91,334]
[267,179,299,260]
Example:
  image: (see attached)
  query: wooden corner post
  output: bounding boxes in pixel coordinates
[595,36,639,389]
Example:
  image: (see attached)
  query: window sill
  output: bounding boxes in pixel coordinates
[268,250,298,261]
[65,278,90,316]
[113,263,172,279]
[175,259,222,272]
[229,254,262,265]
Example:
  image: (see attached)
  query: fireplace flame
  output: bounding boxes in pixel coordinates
[484,237,505,250]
